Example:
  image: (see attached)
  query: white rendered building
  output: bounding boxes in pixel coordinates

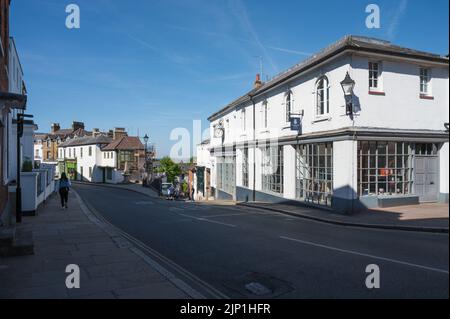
[207,36,449,213]
[58,134,144,184]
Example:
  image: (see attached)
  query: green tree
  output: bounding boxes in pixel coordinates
[157,157,182,183]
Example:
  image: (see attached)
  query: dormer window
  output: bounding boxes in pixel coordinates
[316,76,329,116]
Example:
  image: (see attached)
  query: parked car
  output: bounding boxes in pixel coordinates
[161,183,173,199]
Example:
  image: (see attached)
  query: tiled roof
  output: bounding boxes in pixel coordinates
[53,129,73,136]
[102,136,144,151]
[41,128,91,141]
[208,35,449,121]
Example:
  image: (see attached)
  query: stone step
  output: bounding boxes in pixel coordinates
[0,227,34,258]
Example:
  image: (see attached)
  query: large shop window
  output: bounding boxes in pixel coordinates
[217,157,236,195]
[242,148,249,188]
[262,146,284,194]
[295,143,333,207]
[358,141,414,196]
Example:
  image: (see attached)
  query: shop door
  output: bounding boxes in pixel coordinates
[415,156,439,202]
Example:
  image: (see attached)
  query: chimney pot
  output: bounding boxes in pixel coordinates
[254,73,263,89]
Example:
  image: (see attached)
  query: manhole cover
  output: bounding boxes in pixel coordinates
[245,282,272,296]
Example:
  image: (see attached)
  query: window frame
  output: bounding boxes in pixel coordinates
[419,67,432,96]
[242,148,249,188]
[369,61,383,92]
[295,143,333,207]
[263,100,268,129]
[217,156,236,195]
[285,91,292,123]
[261,145,284,194]
[357,141,415,197]
[315,76,330,117]
[241,108,246,132]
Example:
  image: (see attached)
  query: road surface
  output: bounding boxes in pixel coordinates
[74,183,449,299]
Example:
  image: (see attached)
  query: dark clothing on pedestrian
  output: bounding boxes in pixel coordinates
[58,173,71,209]
[59,188,69,208]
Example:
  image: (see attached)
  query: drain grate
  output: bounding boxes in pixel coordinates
[223,272,294,298]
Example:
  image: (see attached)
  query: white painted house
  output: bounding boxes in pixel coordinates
[193,139,214,201]
[58,134,145,184]
[58,135,113,183]
[207,36,449,213]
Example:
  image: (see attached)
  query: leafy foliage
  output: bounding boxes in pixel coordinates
[157,157,182,183]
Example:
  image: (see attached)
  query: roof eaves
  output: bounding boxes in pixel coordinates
[208,35,449,122]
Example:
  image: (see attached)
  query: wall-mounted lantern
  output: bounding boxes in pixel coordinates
[340,72,356,115]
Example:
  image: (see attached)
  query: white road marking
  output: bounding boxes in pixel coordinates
[280,236,449,275]
[178,213,237,228]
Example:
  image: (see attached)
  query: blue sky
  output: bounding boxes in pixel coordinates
[10,0,449,157]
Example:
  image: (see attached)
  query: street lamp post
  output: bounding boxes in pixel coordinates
[143,134,149,186]
[340,71,356,115]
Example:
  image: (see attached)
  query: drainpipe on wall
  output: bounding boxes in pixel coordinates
[249,94,256,202]
[248,75,262,202]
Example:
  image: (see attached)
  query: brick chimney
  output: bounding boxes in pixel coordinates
[254,74,263,89]
[51,123,60,133]
[113,128,128,140]
[72,121,85,131]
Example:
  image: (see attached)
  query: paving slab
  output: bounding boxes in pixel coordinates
[0,190,192,299]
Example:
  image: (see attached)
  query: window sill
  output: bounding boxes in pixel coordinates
[312,116,331,124]
[420,94,434,100]
[369,90,386,96]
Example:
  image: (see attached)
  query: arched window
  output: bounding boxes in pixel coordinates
[285,91,292,122]
[262,100,268,128]
[316,76,329,116]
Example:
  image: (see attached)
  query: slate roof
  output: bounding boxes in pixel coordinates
[208,35,449,121]
[39,128,91,141]
[102,136,144,151]
[59,135,113,147]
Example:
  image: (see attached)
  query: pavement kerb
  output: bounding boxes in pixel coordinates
[72,181,160,197]
[238,203,449,234]
[71,181,448,234]
[72,189,208,299]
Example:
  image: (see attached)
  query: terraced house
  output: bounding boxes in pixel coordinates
[35,121,90,164]
[207,36,449,214]
[57,129,145,184]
